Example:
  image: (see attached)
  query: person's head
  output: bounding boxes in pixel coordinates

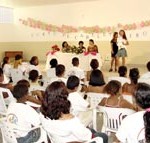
[89,69,105,86]
[90,59,99,70]
[0,68,4,82]
[119,29,127,40]
[49,58,58,68]
[129,68,140,84]
[62,41,68,48]
[112,32,118,42]
[15,54,22,61]
[67,76,80,91]
[41,81,70,120]
[72,57,79,67]
[78,41,84,48]
[56,64,65,77]
[105,80,121,96]
[89,39,94,46]
[118,66,127,77]
[29,56,39,66]
[29,70,39,82]
[13,84,28,100]
[146,61,150,72]
[2,57,9,68]
[17,79,30,88]
[134,83,150,143]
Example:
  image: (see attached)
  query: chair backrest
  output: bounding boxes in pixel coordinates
[1,119,18,143]
[0,90,7,114]
[123,94,133,104]
[87,92,109,108]
[0,87,16,107]
[98,106,135,133]
[10,68,23,84]
[46,68,56,78]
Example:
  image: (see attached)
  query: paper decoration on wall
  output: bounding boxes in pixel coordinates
[19,18,150,34]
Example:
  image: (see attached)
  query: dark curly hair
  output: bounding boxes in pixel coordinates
[129,68,139,84]
[29,56,39,66]
[118,66,127,77]
[41,81,70,120]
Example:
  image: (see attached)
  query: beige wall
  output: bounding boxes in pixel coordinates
[0,41,149,65]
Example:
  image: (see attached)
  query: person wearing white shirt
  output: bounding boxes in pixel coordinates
[27,56,42,78]
[108,66,130,86]
[139,61,150,85]
[68,57,85,82]
[116,30,129,66]
[2,56,12,82]
[116,83,150,143]
[7,84,47,143]
[67,76,89,115]
[41,81,108,143]
[50,64,67,85]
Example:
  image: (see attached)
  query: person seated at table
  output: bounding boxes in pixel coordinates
[28,56,42,79]
[13,54,26,74]
[7,84,47,143]
[108,66,130,86]
[138,61,150,85]
[17,79,42,105]
[40,81,108,143]
[122,68,140,95]
[46,58,58,78]
[68,57,85,82]
[86,59,99,81]
[86,69,106,93]
[78,41,86,53]
[87,39,98,53]
[62,41,71,53]
[2,56,12,82]
[115,83,150,143]
[0,68,13,91]
[99,80,135,110]
[51,64,67,85]
[67,76,89,116]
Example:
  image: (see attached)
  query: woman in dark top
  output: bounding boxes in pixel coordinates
[109,32,118,72]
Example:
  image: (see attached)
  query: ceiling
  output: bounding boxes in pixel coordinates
[0,0,97,8]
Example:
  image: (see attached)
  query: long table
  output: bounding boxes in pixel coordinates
[46,52,103,71]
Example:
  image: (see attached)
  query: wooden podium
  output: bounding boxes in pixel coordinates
[5,51,23,58]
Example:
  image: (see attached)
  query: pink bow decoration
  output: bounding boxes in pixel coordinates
[84,51,97,56]
[146,108,150,112]
[46,51,57,56]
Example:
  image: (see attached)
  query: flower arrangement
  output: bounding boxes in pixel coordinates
[62,45,84,54]
[51,44,60,52]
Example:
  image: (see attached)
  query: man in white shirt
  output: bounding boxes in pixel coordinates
[108,66,130,86]
[68,57,85,82]
[116,83,150,143]
[139,61,150,85]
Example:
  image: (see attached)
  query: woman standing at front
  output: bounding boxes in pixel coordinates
[109,32,118,72]
[116,30,129,66]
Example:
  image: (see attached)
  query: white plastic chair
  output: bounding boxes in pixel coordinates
[46,68,56,78]
[1,119,48,143]
[87,92,109,108]
[123,94,133,104]
[0,91,7,116]
[93,106,135,133]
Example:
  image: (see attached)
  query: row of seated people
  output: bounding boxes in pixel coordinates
[3,74,150,143]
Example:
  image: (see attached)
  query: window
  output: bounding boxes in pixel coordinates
[0,6,13,23]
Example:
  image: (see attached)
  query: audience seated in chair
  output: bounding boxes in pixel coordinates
[108,66,130,86]
[7,84,47,142]
[68,57,85,82]
[122,68,140,95]
[99,80,135,110]
[28,56,42,79]
[86,59,99,81]
[46,58,58,78]
[40,81,108,143]
[116,83,150,143]
[86,69,106,93]
[50,64,67,85]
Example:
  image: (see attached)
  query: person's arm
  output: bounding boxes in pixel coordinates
[120,99,136,111]
[98,97,106,106]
